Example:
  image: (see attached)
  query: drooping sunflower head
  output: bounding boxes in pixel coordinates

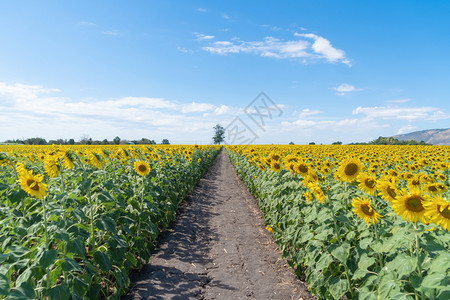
[44,156,60,178]
[134,160,151,176]
[424,183,442,195]
[424,198,450,231]
[18,171,48,199]
[391,189,429,223]
[303,191,313,203]
[335,158,364,182]
[351,196,382,226]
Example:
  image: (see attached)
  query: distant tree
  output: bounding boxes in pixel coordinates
[332,141,343,145]
[289,141,295,145]
[213,124,225,145]
[25,137,47,145]
[161,139,170,145]
[309,142,316,145]
[68,138,75,145]
[113,136,121,145]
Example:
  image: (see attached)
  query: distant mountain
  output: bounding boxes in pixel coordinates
[393,128,450,145]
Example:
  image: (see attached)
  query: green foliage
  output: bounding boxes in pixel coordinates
[213,124,225,145]
[0,147,219,298]
[228,151,449,300]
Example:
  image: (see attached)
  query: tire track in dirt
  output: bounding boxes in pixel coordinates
[123,149,313,300]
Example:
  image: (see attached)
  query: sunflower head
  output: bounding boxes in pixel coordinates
[270,161,282,172]
[18,171,48,199]
[335,159,364,182]
[134,160,151,176]
[352,197,382,225]
[357,174,377,196]
[424,198,450,230]
[392,189,429,223]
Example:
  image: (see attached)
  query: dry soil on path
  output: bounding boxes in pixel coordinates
[123,149,313,300]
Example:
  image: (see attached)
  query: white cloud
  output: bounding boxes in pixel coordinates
[195,33,215,41]
[222,13,230,20]
[295,33,349,65]
[397,125,417,134]
[79,21,96,26]
[197,8,208,13]
[298,109,323,118]
[200,33,350,65]
[332,83,362,95]
[353,106,449,121]
[0,82,237,143]
[102,30,120,36]
[386,98,411,103]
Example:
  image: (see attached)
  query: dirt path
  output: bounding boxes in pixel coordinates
[123,149,313,300]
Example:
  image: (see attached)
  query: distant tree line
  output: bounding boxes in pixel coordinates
[2,136,170,145]
[348,136,431,145]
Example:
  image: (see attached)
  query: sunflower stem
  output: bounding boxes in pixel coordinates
[4,153,19,179]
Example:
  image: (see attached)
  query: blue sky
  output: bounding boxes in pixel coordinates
[1,1,449,144]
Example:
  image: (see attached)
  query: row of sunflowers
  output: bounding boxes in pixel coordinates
[226,145,449,300]
[0,144,220,299]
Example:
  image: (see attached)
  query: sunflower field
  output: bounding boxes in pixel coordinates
[227,145,450,300]
[0,144,219,299]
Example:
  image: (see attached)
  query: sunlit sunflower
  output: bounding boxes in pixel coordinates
[18,171,48,199]
[335,158,364,182]
[352,197,382,225]
[377,181,400,203]
[307,182,326,204]
[286,162,296,173]
[424,183,441,195]
[357,174,377,196]
[134,160,151,176]
[258,163,266,171]
[391,189,429,223]
[269,151,281,162]
[424,198,450,230]
[294,161,309,176]
[270,161,282,172]
[303,191,313,203]
[44,156,59,178]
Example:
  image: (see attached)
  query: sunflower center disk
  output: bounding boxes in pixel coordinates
[27,179,40,191]
[365,179,375,188]
[387,187,397,199]
[138,165,147,172]
[438,205,450,219]
[344,163,358,176]
[361,204,374,216]
[405,196,424,212]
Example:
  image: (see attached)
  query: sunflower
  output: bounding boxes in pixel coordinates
[18,171,48,199]
[391,189,429,223]
[424,198,450,230]
[44,156,59,178]
[335,158,364,182]
[258,163,266,171]
[286,162,296,173]
[134,160,151,176]
[303,191,313,203]
[424,183,441,195]
[307,182,326,204]
[270,161,282,172]
[352,197,382,225]
[269,151,281,162]
[377,181,399,203]
[294,161,310,176]
[357,174,377,196]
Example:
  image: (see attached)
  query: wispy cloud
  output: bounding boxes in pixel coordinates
[0,82,235,142]
[79,21,96,26]
[196,8,208,13]
[199,33,350,65]
[222,13,231,20]
[386,98,411,103]
[397,125,417,134]
[195,33,215,41]
[298,109,323,118]
[353,106,449,121]
[332,83,362,95]
[102,30,120,36]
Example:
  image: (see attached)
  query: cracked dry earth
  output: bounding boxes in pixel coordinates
[123,150,313,300]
